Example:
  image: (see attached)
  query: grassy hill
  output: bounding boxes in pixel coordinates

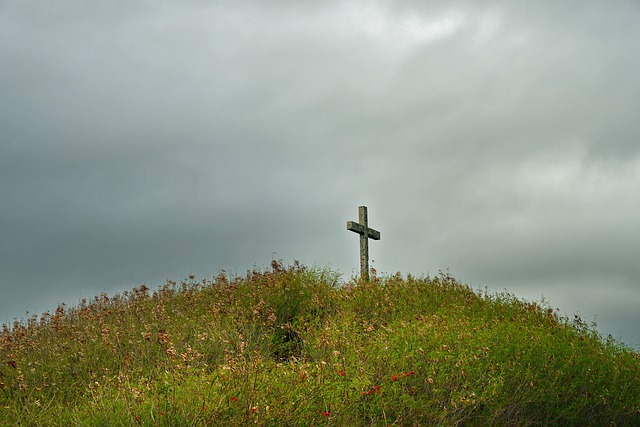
[1,261,639,426]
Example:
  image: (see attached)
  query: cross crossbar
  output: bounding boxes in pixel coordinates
[347,206,380,280]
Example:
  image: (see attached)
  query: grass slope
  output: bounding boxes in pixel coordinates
[1,262,639,426]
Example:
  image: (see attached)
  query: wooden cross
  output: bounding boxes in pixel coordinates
[347,206,380,280]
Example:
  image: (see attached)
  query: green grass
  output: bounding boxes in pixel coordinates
[1,261,639,426]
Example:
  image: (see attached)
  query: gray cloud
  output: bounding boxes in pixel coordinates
[1,1,639,347]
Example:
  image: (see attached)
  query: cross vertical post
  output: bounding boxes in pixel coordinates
[347,206,380,280]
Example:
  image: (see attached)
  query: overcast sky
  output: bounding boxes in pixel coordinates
[2,1,639,348]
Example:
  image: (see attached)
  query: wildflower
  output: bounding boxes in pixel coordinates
[391,375,399,381]
[338,370,346,376]
[362,385,382,396]
[231,397,238,402]
[323,411,331,417]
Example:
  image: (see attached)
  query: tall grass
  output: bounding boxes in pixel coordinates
[1,261,639,425]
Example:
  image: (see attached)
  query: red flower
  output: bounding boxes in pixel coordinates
[338,370,346,376]
[323,411,331,417]
[231,397,238,402]
[363,385,382,396]
[391,375,399,381]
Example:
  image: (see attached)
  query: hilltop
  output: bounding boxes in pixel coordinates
[1,262,639,426]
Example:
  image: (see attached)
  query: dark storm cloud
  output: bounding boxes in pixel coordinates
[1,1,639,346]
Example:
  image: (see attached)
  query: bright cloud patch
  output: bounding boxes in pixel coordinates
[347,4,464,45]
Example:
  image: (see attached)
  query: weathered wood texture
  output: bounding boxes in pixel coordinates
[347,206,380,280]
